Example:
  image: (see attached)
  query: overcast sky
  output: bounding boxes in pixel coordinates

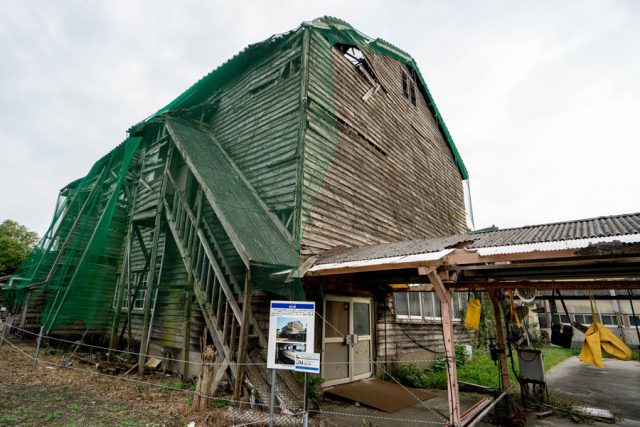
[1,1,638,236]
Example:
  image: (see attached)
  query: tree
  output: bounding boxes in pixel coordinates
[0,220,39,276]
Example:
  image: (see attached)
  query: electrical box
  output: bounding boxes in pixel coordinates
[517,349,545,383]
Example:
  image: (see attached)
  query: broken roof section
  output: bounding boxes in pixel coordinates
[137,16,468,180]
[310,212,640,273]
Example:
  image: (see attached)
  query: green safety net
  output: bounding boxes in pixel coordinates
[2,16,466,334]
[3,137,140,332]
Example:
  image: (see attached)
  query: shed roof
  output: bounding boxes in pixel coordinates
[312,212,640,269]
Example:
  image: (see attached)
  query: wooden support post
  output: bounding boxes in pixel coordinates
[233,271,253,401]
[488,290,510,392]
[182,289,193,382]
[425,269,460,426]
[193,345,216,411]
[138,145,173,374]
[182,188,203,382]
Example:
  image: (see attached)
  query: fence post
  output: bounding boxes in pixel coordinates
[33,326,44,371]
[269,369,277,427]
[0,321,7,348]
[303,372,309,427]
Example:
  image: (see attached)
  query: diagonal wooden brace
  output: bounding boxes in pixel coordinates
[419,267,461,426]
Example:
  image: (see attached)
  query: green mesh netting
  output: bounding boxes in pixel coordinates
[2,16,466,335]
[4,137,140,332]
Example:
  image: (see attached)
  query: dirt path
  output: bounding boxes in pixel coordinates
[0,337,229,426]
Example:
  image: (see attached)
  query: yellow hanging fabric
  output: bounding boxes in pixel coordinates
[465,296,481,330]
[579,293,632,368]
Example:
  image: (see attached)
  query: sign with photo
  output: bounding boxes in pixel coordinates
[267,301,316,371]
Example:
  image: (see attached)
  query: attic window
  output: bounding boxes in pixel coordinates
[280,56,301,80]
[401,70,417,107]
[402,72,409,97]
[343,46,364,65]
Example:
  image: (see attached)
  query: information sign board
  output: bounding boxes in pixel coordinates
[267,301,315,370]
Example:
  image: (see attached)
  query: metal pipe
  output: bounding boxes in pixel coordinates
[269,369,276,427]
[303,372,309,427]
[463,391,507,427]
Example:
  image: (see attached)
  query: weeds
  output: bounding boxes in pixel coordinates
[390,346,577,390]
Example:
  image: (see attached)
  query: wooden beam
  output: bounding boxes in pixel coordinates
[425,270,460,426]
[138,144,173,375]
[233,271,253,400]
[447,279,640,291]
[487,291,510,392]
[183,188,203,382]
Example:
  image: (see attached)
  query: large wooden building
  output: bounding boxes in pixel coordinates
[3,17,472,407]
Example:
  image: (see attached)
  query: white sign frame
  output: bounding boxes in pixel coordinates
[267,301,315,371]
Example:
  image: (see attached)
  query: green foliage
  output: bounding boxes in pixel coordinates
[294,372,324,399]
[0,219,39,275]
[211,399,229,408]
[159,381,195,393]
[391,346,577,390]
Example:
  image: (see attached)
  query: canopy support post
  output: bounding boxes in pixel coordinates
[422,267,460,426]
[488,290,510,392]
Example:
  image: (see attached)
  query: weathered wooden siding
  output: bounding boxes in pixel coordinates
[192,31,305,233]
[301,32,466,254]
[375,294,472,362]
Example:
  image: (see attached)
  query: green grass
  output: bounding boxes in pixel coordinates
[393,347,578,390]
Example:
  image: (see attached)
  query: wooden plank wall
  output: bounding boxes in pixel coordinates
[302,32,467,255]
[375,293,472,362]
[192,31,305,235]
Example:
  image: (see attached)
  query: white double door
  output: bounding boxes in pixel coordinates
[322,296,373,387]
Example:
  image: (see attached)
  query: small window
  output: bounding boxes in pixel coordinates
[401,70,417,107]
[574,314,592,325]
[452,293,467,320]
[133,288,147,310]
[394,293,409,317]
[402,72,409,98]
[538,313,548,328]
[601,314,616,326]
[553,314,570,324]
[408,292,421,318]
[629,315,640,327]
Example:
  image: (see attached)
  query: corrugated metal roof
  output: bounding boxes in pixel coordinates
[312,212,640,268]
[468,212,640,248]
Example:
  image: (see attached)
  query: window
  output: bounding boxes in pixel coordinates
[630,315,640,327]
[600,314,616,326]
[574,314,593,325]
[113,271,151,311]
[402,72,409,97]
[401,69,418,107]
[538,314,548,328]
[421,292,441,319]
[552,314,570,324]
[393,291,465,321]
[452,293,466,320]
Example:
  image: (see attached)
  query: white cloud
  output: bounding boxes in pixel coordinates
[0,0,638,235]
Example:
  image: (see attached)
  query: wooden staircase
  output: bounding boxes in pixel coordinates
[161,159,303,411]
